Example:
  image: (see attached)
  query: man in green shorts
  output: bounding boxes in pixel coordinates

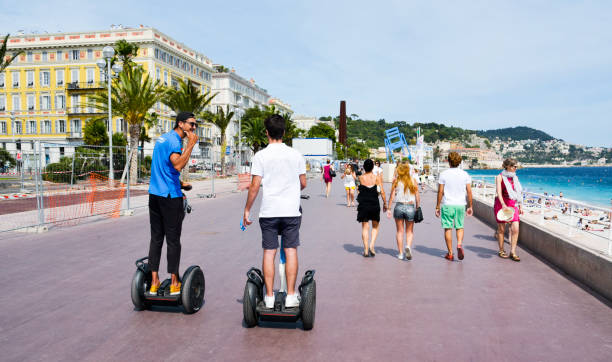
[435,152,473,261]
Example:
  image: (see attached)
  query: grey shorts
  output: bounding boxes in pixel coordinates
[393,203,416,221]
[259,216,301,250]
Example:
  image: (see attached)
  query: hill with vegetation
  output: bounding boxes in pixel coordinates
[476,126,555,142]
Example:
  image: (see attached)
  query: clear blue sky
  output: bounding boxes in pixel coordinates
[3,0,611,147]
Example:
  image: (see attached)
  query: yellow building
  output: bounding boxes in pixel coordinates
[0,26,216,163]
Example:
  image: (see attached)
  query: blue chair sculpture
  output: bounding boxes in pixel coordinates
[384,127,411,163]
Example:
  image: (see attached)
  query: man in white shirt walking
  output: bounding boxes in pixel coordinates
[435,152,473,261]
[243,114,307,308]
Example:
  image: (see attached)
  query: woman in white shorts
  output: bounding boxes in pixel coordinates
[341,164,357,207]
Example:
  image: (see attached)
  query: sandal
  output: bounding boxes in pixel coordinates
[369,248,376,257]
[510,253,521,262]
[362,251,370,257]
[498,250,509,259]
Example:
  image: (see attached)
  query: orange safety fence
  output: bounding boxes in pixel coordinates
[237,173,251,191]
[46,172,126,227]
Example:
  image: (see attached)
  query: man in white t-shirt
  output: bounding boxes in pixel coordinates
[435,152,473,261]
[243,114,307,308]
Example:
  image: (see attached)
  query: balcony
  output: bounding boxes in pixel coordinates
[66,132,82,139]
[67,107,104,116]
[66,81,105,91]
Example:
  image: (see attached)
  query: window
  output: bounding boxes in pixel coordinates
[42,120,52,134]
[0,73,4,88]
[27,94,35,110]
[55,94,65,109]
[12,95,20,110]
[40,95,50,110]
[27,51,33,62]
[27,120,37,134]
[42,51,48,61]
[0,95,4,111]
[71,119,81,133]
[27,70,34,87]
[164,71,168,85]
[12,71,20,87]
[71,69,79,83]
[86,68,95,84]
[14,120,22,134]
[71,50,80,61]
[57,50,62,60]
[156,68,160,80]
[56,69,64,86]
[87,49,93,59]
[71,95,79,112]
[116,119,125,133]
[57,119,66,133]
[40,70,50,87]
[0,121,6,134]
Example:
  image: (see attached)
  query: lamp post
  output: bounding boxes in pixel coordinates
[96,46,123,181]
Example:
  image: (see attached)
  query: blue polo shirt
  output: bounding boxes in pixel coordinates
[149,130,183,198]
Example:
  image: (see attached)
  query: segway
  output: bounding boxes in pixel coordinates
[242,214,316,330]
[131,185,204,313]
[131,257,205,313]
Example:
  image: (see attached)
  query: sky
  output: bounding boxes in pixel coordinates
[2,0,611,147]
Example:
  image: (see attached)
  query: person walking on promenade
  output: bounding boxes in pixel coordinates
[322,159,334,198]
[435,152,473,261]
[357,159,387,257]
[243,114,307,308]
[147,111,198,295]
[341,164,357,207]
[387,163,420,260]
[494,158,523,262]
[373,160,383,180]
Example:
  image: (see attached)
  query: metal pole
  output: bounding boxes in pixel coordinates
[126,144,130,210]
[107,60,114,181]
[20,157,24,191]
[35,142,45,227]
[238,118,241,174]
[70,151,75,185]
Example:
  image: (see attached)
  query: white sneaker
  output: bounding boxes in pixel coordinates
[264,294,275,309]
[397,253,404,260]
[285,293,300,308]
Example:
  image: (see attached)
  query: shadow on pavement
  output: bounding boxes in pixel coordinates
[464,245,497,259]
[413,245,446,258]
[373,245,398,257]
[473,233,496,241]
[343,243,365,256]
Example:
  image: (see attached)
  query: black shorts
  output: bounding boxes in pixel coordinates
[259,216,301,250]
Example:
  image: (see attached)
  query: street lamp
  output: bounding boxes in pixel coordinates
[96,46,123,181]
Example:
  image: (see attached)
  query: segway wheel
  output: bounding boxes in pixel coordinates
[243,281,260,327]
[131,269,150,310]
[300,280,316,330]
[181,266,205,314]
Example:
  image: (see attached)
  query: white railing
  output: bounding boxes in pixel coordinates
[469,175,612,255]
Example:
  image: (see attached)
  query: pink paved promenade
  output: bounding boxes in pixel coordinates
[1,180,611,361]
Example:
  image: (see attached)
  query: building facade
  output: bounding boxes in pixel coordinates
[0,26,216,164]
[211,69,270,164]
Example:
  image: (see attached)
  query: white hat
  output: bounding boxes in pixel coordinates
[497,207,515,222]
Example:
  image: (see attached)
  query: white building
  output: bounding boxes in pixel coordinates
[268,97,292,116]
[211,68,270,165]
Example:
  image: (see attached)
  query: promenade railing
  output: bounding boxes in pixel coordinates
[470,176,612,256]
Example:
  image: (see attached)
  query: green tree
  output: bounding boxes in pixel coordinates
[206,106,234,175]
[162,79,217,115]
[83,119,109,146]
[306,123,335,141]
[139,112,157,166]
[281,112,302,146]
[89,65,163,183]
[241,107,267,153]
[114,39,139,67]
[1,34,23,73]
[0,148,16,170]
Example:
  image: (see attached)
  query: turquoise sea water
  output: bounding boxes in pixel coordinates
[466,167,612,208]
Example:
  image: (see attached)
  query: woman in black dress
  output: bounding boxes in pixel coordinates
[357,159,387,257]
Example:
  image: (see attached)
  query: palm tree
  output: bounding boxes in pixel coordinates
[241,114,267,153]
[89,65,163,183]
[207,106,234,175]
[1,34,23,73]
[162,79,217,115]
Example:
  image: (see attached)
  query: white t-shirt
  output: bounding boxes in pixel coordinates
[438,168,471,206]
[251,143,306,218]
[373,166,382,176]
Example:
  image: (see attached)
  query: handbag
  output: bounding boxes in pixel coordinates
[329,168,336,178]
[414,206,424,223]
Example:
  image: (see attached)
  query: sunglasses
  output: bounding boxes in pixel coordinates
[184,121,197,128]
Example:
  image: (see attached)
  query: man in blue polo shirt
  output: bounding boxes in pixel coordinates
[148,111,198,295]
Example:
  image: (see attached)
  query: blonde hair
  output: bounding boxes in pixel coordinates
[394,163,418,194]
[344,164,352,175]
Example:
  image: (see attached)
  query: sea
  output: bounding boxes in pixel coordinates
[466,167,612,208]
